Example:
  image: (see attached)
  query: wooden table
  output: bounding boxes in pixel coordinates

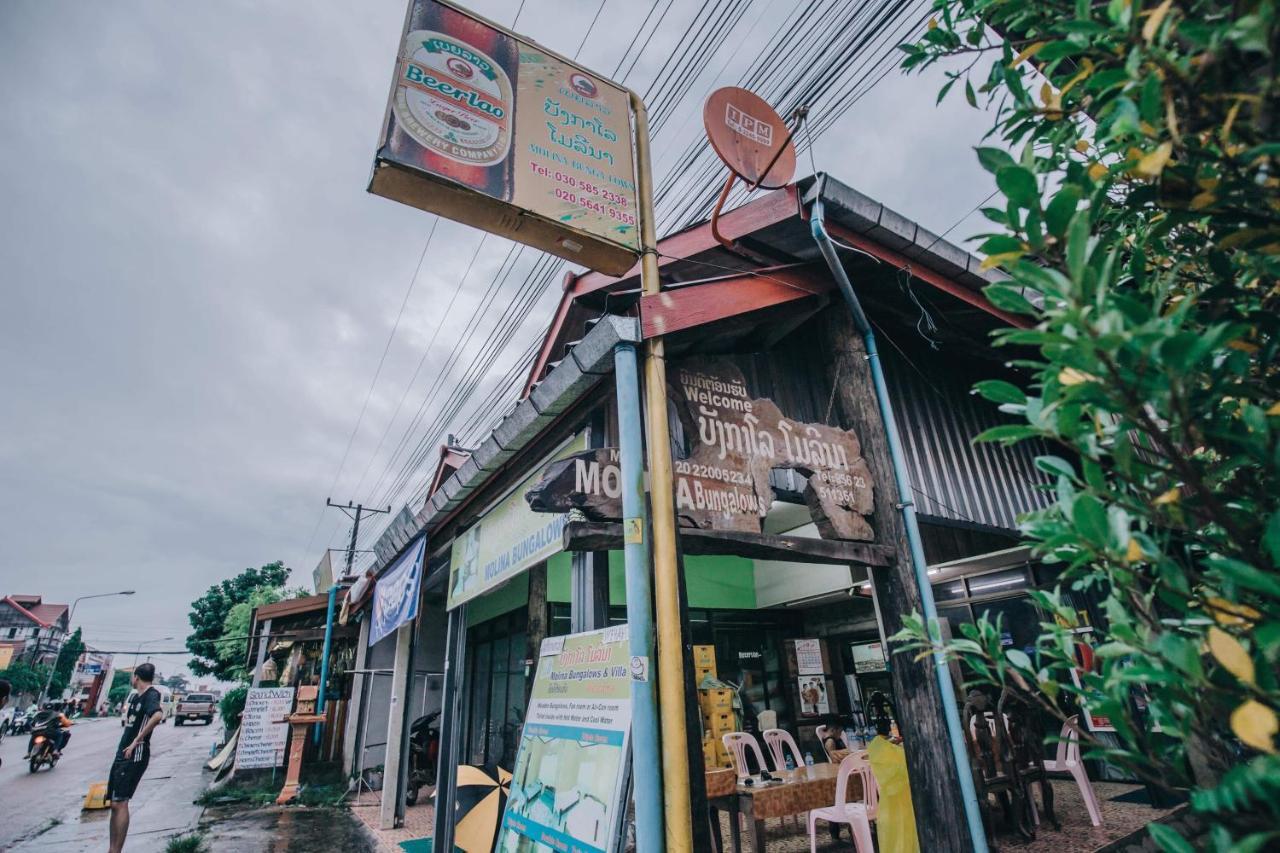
[711,763,863,853]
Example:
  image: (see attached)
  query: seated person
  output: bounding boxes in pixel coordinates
[866,717,919,853]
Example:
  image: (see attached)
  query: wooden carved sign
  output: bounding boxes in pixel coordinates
[525,359,876,541]
[670,358,875,539]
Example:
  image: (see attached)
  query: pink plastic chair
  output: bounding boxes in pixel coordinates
[1043,715,1102,826]
[815,724,843,762]
[762,728,804,772]
[721,732,768,780]
[807,754,875,853]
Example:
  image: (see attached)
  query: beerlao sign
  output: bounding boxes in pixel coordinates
[370,0,640,275]
[526,358,877,541]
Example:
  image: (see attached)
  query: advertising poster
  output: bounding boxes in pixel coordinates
[851,641,887,674]
[374,0,639,274]
[794,638,824,675]
[370,537,426,645]
[798,677,830,718]
[497,625,632,853]
[448,434,585,610]
[234,687,295,770]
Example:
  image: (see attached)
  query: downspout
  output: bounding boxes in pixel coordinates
[809,174,988,853]
[614,341,665,853]
[314,584,339,746]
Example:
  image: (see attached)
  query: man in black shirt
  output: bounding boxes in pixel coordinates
[107,662,165,853]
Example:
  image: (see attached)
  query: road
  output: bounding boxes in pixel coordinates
[1,713,216,851]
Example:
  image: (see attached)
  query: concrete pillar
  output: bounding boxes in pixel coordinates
[379,622,413,829]
[342,618,371,777]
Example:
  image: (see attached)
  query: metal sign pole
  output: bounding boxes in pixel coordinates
[628,89,694,853]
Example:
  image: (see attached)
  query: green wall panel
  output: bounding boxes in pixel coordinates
[607,551,755,609]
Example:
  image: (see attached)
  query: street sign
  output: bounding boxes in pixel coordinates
[703,87,796,189]
[371,0,641,275]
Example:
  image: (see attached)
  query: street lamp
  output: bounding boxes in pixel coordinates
[130,637,174,669]
[38,590,137,703]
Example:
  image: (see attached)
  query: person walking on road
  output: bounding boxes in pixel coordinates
[107,663,165,853]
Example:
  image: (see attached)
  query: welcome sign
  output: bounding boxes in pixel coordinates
[447,433,586,610]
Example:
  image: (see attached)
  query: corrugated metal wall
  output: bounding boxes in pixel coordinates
[881,347,1051,531]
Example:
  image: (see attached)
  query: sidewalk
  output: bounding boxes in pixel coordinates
[350,788,435,853]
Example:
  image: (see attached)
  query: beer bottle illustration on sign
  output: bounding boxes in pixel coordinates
[390,0,518,201]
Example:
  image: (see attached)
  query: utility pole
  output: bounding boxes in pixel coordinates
[325,499,392,578]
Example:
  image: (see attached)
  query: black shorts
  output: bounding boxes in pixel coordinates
[106,748,150,802]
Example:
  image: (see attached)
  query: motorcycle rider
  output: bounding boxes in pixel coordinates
[25,701,73,758]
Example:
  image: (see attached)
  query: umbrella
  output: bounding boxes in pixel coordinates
[453,763,511,853]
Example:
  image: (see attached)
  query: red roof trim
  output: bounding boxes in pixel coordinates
[2,596,52,628]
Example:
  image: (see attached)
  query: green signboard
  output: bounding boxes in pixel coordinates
[447,433,586,610]
[497,625,632,853]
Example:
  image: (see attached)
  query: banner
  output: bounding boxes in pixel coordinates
[497,625,632,853]
[234,687,295,770]
[370,537,427,645]
[447,433,585,610]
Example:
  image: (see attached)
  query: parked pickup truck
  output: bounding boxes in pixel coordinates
[174,693,216,726]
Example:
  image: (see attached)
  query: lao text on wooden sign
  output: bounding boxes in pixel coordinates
[525,358,876,540]
[370,0,640,275]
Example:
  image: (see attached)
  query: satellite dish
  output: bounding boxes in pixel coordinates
[703,87,797,190]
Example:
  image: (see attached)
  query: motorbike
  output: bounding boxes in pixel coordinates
[404,710,440,806]
[11,707,34,736]
[27,712,62,773]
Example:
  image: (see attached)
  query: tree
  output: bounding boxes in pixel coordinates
[3,661,50,701]
[186,561,290,681]
[49,627,84,699]
[107,670,132,707]
[896,1,1277,847]
[161,674,190,693]
[216,586,287,683]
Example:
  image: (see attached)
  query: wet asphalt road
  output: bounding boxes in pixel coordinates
[1,713,216,851]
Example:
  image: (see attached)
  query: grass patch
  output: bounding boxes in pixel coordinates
[165,832,209,853]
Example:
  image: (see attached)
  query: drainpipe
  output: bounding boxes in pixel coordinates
[614,340,666,853]
[314,583,339,746]
[809,174,989,853]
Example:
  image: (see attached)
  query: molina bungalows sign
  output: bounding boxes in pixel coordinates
[527,358,876,540]
[370,0,640,275]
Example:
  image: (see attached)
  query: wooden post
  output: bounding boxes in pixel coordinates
[821,308,976,851]
[525,562,549,709]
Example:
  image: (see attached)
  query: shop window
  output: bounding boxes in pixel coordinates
[964,567,1030,598]
[933,577,968,602]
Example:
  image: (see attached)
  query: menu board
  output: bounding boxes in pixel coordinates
[234,687,295,770]
[497,626,632,853]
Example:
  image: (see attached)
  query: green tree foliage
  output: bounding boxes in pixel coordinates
[896,1,1278,848]
[2,661,51,699]
[107,669,132,707]
[216,586,286,683]
[49,627,84,698]
[186,561,290,681]
[160,673,190,693]
[220,684,248,733]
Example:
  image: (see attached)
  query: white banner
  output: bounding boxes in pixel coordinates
[234,687,295,770]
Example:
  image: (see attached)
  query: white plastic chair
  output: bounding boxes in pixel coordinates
[1043,715,1102,827]
[762,728,804,773]
[721,732,768,780]
[807,755,875,853]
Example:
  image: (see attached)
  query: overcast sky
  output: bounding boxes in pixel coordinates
[0,0,995,683]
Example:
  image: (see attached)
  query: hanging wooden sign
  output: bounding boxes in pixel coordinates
[525,359,876,541]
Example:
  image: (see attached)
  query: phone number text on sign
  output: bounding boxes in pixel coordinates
[529,161,637,226]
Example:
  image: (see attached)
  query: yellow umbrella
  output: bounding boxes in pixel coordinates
[453,764,511,853]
